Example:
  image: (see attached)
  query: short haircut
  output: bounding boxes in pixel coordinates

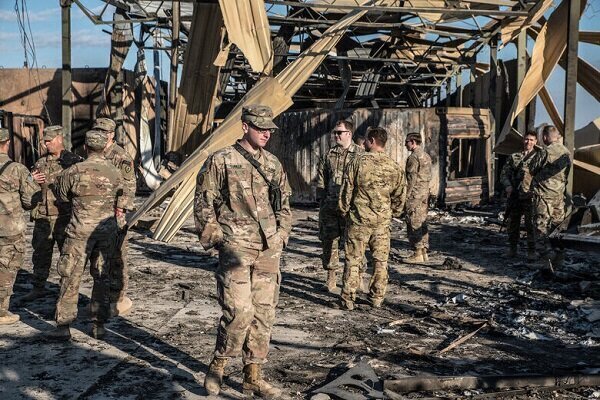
[406,132,422,144]
[542,125,560,137]
[524,130,537,138]
[335,119,354,133]
[367,127,388,146]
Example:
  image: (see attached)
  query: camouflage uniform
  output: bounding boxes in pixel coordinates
[0,132,41,321]
[339,151,405,306]
[405,146,432,251]
[316,142,363,271]
[194,140,292,366]
[90,118,136,305]
[30,131,82,290]
[102,142,135,303]
[54,131,124,327]
[526,142,571,257]
[499,149,539,251]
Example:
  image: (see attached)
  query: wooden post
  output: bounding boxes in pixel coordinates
[516,30,527,134]
[61,0,72,150]
[563,0,580,197]
[168,0,180,151]
[489,35,501,198]
[457,71,463,107]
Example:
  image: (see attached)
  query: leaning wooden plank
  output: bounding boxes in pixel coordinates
[574,159,600,176]
[495,0,587,152]
[218,0,273,75]
[499,0,553,47]
[384,373,600,393]
[538,86,564,134]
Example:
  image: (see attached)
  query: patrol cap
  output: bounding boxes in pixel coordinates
[241,104,278,130]
[85,129,108,150]
[0,128,9,142]
[93,117,116,133]
[43,125,63,141]
[406,132,422,143]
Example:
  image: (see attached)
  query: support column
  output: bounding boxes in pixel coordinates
[516,30,527,134]
[61,0,72,150]
[446,78,451,107]
[469,65,476,107]
[456,71,463,107]
[564,0,580,197]
[168,0,180,151]
[489,35,501,198]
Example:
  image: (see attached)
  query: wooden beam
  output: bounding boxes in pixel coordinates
[564,0,580,196]
[61,0,72,150]
[539,86,564,134]
[516,30,527,134]
[579,31,600,45]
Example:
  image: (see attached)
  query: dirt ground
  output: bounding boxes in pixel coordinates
[1,203,599,399]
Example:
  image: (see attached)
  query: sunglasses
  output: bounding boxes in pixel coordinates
[332,130,350,135]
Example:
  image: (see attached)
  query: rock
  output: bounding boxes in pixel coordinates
[311,394,331,400]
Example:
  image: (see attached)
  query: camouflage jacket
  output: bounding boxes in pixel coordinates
[55,153,123,238]
[499,148,539,195]
[405,147,432,202]
[32,150,83,218]
[316,142,363,206]
[0,153,41,237]
[339,151,405,226]
[526,142,571,199]
[104,142,135,210]
[194,142,293,251]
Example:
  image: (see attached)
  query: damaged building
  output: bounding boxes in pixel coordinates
[0,0,599,398]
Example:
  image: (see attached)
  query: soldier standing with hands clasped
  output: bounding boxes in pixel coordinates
[194,105,292,399]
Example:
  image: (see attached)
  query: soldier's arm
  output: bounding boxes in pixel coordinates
[54,166,75,203]
[338,158,358,216]
[17,165,42,210]
[315,156,326,202]
[499,157,514,189]
[276,168,293,246]
[118,156,136,211]
[194,155,225,250]
[405,155,418,200]
[391,166,406,217]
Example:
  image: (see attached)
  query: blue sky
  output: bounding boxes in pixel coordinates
[1,0,598,129]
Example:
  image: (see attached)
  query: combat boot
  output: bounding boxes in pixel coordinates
[91,322,106,339]
[18,286,49,303]
[110,296,133,317]
[0,297,19,325]
[46,324,72,341]
[243,363,284,399]
[405,248,425,264]
[370,297,383,308]
[326,270,337,293]
[204,357,227,396]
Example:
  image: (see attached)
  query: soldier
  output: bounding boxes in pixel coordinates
[91,117,135,316]
[47,130,124,340]
[403,132,432,263]
[0,128,41,324]
[525,125,571,267]
[499,131,539,261]
[316,120,363,292]
[194,105,292,398]
[338,127,405,310]
[20,125,83,302]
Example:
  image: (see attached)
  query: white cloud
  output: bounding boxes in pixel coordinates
[0,7,59,22]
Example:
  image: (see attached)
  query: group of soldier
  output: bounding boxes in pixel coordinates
[0,118,135,341]
[0,101,572,399]
[192,106,432,398]
[500,124,572,267]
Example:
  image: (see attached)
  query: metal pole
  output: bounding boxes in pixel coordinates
[167,1,180,151]
[489,35,501,198]
[469,65,476,107]
[516,30,527,134]
[457,71,463,107]
[61,0,72,150]
[153,31,162,168]
[446,78,451,107]
[564,0,580,197]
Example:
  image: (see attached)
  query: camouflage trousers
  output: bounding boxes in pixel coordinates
[406,198,429,250]
[341,223,390,305]
[534,195,565,256]
[213,243,282,365]
[0,234,24,315]
[319,202,345,271]
[89,215,129,303]
[31,215,69,289]
[506,197,535,249]
[55,228,117,326]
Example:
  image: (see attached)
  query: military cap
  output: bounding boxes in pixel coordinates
[85,129,108,150]
[0,128,9,142]
[241,104,278,130]
[93,117,116,133]
[43,125,63,141]
[406,132,422,143]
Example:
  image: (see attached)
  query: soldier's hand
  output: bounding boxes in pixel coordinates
[31,170,46,184]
